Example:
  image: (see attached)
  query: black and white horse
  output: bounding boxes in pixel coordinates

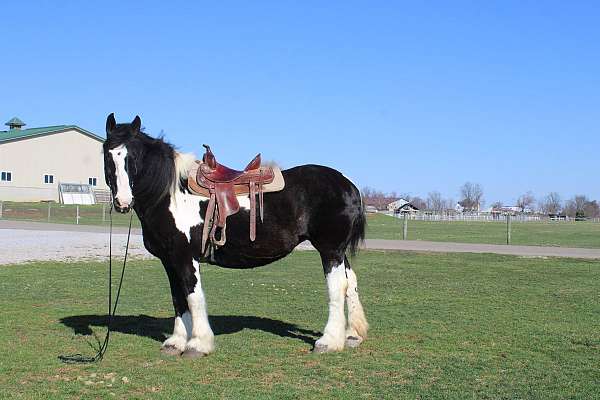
[103,114,368,357]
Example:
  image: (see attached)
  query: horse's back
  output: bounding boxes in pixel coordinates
[209,164,363,268]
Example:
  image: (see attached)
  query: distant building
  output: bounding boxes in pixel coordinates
[387,198,419,214]
[490,206,537,217]
[0,117,109,202]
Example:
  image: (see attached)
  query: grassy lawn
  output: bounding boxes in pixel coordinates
[0,201,140,227]
[0,251,598,399]
[367,213,600,248]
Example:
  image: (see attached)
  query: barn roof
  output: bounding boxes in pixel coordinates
[0,125,104,144]
[388,198,409,208]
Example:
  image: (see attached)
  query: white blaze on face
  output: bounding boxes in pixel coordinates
[109,145,133,207]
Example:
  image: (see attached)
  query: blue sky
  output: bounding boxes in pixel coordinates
[2,1,599,205]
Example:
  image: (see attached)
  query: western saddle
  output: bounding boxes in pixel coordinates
[188,144,284,253]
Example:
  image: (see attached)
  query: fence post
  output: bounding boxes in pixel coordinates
[403,212,408,240]
[47,202,51,222]
[76,205,80,225]
[506,214,512,245]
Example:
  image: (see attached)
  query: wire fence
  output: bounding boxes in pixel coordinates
[0,201,140,227]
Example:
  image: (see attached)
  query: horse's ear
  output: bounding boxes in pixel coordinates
[131,115,141,135]
[106,113,116,136]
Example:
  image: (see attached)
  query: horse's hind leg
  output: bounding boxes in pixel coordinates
[314,251,349,353]
[344,255,368,348]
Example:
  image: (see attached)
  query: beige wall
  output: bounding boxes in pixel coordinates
[0,129,109,202]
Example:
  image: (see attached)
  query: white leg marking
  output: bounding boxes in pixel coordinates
[185,260,215,354]
[109,145,133,207]
[315,262,348,352]
[345,268,369,345]
[162,311,191,351]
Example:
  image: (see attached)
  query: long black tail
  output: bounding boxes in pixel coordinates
[348,192,366,257]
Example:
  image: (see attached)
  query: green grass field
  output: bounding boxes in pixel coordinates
[367,213,600,248]
[1,251,598,399]
[0,202,141,227]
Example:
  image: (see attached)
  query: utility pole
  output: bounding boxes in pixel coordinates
[506,214,512,245]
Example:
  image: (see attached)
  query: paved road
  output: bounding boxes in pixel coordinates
[1,220,600,264]
[364,239,600,259]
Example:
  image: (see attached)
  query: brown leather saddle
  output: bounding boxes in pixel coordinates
[191,144,276,253]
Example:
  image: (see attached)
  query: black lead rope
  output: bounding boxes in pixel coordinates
[59,205,133,363]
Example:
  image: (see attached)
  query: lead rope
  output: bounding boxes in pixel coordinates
[59,204,133,363]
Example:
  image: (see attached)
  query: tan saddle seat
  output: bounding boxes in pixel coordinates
[188,144,284,253]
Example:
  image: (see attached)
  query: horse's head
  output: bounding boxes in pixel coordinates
[103,113,143,213]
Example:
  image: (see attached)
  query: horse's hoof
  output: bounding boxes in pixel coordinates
[160,345,183,356]
[181,349,208,359]
[313,343,329,353]
[345,336,363,348]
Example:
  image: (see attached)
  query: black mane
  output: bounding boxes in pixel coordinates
[104,125,176,211]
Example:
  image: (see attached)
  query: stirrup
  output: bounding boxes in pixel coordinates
[210,222,227,247]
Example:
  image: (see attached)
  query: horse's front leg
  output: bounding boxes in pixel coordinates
[181,259,215,358]
[160,260,191,356]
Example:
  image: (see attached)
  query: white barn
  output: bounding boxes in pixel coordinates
[387,198,419,214]
[0,117,109,202]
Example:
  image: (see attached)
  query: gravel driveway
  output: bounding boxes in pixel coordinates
[0,220,313,265]
[0,228,151,265]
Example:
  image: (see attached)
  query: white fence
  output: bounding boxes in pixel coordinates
[389,212,600,223]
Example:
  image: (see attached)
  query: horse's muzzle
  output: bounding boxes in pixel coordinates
[114,199,133,214]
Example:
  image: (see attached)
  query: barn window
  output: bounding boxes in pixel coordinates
[43,174,54,184]
[1,171,12,182]
[88,177,98,186]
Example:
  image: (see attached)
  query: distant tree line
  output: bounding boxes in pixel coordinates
[491,192,600,218]
[362,183,600,219]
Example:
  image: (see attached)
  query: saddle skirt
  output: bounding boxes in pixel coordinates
[187,145,285,253]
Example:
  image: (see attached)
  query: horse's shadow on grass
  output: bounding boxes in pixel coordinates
[59,314,321,346]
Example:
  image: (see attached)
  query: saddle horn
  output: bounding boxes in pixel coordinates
[202,144,217,169]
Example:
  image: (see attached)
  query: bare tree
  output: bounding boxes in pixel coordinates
[491,201,503,210]
[427,191,445,213]
[564,195,588,218]
[584,200,600,218]
[539,192,562,215]
[459,182,484,212]
[562,195,600,219]
[361,187,400,211]
[410,196,427,211]
[516,191,536,213]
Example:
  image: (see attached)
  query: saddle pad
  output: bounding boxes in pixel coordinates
[188,164,285,197]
